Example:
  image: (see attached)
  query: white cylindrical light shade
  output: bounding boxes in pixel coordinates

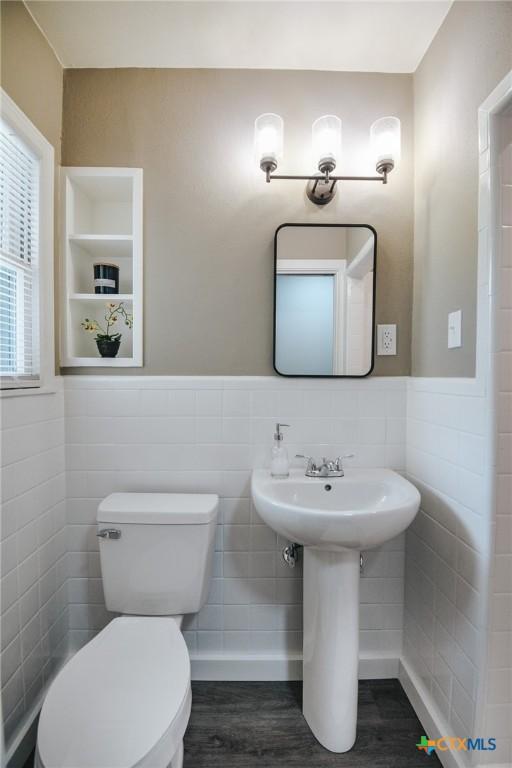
[312,115,342,172]
[370,116,401,172]
[254,113,283,171]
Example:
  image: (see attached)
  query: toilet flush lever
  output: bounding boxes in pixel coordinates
[97,528,121,540]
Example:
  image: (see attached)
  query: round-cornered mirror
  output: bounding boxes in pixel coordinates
[273,224,376,377]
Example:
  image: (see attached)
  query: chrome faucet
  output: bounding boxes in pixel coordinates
[296,454,354,478]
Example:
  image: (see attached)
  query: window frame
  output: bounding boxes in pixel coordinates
[0,89,55,393]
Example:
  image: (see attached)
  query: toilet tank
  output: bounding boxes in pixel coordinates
[97,493,218,615]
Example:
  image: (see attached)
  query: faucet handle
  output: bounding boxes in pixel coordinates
[335,454,354,469]
[295,454,316,470]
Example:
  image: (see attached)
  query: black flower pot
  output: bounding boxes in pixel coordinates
[96,337,121,358]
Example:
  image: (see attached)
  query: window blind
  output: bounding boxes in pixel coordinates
[0,120,40,387]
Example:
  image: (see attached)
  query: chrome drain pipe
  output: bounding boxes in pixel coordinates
[282,543,300,568]
[282,546,361,570]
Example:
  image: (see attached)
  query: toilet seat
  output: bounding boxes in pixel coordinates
[36,617,191,768]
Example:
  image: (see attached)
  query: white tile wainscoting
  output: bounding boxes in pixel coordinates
[0,366,503,767]
[0,386,69,757]
[401,377,492,768]
[63,375,408,680]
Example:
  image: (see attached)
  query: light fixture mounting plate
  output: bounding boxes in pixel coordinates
[306,174,337,205]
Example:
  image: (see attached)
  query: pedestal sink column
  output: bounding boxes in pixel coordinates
[302,547,360,753]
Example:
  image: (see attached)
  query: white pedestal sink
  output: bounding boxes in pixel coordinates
[251,468,420,753]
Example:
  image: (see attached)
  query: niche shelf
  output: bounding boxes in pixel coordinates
[60,167,143,367]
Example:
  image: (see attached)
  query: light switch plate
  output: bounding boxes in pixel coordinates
[377,324,397,356]
[448,310,462,349]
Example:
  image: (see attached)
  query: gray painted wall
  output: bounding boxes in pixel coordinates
[62,68,414,375]
[7,1,509,378]
[1,1,62,159]
[412,0,512,377]
[1,0,64,374]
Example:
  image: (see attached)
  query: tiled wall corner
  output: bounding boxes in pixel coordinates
[404,377,490,753]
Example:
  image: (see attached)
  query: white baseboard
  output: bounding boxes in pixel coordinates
[190,652,399,681]
[359,654,399,679]
[399,658,468,768]
[190,652,303,680]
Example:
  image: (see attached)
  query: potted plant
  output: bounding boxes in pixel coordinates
[81,302,133,358]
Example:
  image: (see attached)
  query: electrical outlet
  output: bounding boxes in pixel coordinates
[377,324,397,356]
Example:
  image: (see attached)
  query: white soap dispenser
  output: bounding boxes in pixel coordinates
[271,423,290,478]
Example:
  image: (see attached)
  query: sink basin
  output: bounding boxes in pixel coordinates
[251,467,420,754]
[251,468,420,551]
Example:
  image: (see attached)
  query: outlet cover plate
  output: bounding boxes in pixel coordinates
[377,324,397,356]
[448,310,462,349]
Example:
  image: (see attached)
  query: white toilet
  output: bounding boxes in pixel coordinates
[35,492,219,768]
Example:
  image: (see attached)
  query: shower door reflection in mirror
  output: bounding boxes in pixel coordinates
[274,224,376,377]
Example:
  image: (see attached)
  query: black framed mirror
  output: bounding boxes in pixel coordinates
[273,224,376,377]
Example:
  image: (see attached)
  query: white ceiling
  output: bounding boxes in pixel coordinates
[26,1,452,72]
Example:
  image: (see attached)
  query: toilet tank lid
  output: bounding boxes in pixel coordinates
[97,492,219,524]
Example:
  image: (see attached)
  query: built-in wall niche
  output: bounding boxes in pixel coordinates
[61,167,143,367]
[69,239,133,296]
[68,297,134,360]
[67,174,133,235]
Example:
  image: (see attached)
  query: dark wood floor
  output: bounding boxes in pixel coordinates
[183,680,440,767]
[23,680,440,768]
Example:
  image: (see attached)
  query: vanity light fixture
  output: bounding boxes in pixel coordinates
[254,113,284,175]
[311,115,342,176]
[370,116,401,174]
[255,113,401,205]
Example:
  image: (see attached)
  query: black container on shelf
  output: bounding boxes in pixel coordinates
[93,263,119,294]
[96,337,121,358]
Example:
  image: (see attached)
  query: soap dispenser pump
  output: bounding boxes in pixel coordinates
[271,423,290,478]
